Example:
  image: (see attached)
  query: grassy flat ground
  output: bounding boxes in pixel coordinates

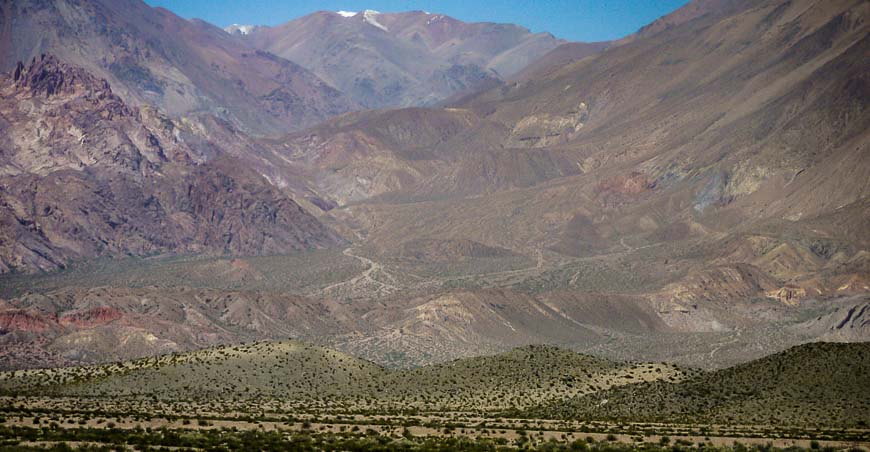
[0,415,867,451]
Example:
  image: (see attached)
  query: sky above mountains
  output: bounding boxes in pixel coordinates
[144,0,690,42]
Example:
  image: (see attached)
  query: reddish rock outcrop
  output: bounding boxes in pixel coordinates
[16,54,115,102]
[59,306,123,328]
[0,310,57,333]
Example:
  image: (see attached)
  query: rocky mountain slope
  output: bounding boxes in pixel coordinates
[301,0,869,298]
[0,285,359,369]
[0,55,342,274]
[238,10,565,108]
[1,276,865,370]
[265,0,869,367]
[0,283,660,369]
[0,0,866,374]
[0,0,357,135]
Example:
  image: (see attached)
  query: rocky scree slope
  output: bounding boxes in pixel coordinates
[0,55,343,273]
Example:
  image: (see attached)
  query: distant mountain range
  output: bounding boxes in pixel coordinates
[0,2,572,135]
[232,10,564,108]
[0,0,359,135]
[0,0,867,372]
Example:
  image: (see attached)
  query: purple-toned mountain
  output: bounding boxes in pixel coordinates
[238,10,566,108]
[0,0,867,373]
[0,55,342,273]
[0,0,357,135]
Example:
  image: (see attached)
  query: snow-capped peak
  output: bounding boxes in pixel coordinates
[336,11,357,17]
[224,24,258,35]
[362,9,388,31]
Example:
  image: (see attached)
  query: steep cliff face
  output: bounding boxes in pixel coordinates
[0,55,342,273]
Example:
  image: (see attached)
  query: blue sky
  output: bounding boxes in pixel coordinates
[144,0,690,42]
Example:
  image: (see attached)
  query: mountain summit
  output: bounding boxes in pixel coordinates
[236,10,565,108]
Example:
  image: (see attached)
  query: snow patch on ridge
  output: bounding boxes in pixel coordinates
[363,9,388,31]
[224,24,257,35]
[336,11,357,17]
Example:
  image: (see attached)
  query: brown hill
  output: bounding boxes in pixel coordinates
[512,41,612,81]
[246,0,870,368]
[306,0,868,270]
[0,285,360,369]
[0,283,666,369]
[0,340,685,413]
